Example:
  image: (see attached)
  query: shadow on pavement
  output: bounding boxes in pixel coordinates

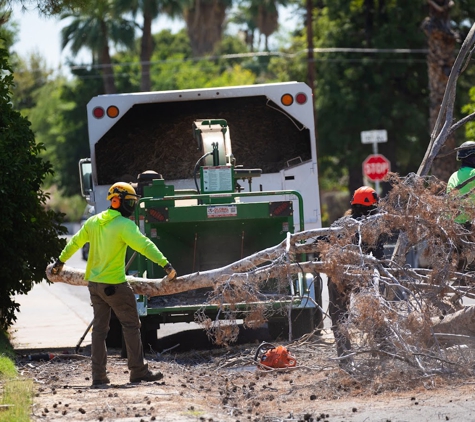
[151,325,273,353]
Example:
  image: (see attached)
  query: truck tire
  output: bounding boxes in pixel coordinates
[141,328,158,351]
[267,308,318,341]
[106,316,123,348]
[118,327,158,359]
[267,317,288,340]
[140,316,160,351]
[291,308,317,338]
[267,273,324,340]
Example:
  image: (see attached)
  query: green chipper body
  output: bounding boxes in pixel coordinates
[123,120,318,345]
[80,83,323,347]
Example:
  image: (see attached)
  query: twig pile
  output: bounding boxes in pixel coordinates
[199,173,475,380]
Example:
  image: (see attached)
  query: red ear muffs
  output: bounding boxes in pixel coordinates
[111,196,121,209]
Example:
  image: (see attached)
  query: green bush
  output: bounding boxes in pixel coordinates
[0,48,67,329]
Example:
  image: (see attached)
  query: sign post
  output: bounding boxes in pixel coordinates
[361,130,389,194]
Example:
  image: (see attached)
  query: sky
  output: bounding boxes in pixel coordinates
[10,4,300,76]
[10,3,184,74]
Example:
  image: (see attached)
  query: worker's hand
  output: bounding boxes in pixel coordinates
[51,259,64,275]
[163,263,176,280]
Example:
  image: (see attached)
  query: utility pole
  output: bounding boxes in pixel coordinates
[306,0,318,148]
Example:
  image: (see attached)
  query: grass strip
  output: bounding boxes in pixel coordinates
[0,330,33,422]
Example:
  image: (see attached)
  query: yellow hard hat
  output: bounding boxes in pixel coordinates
[107,182,138,201]
[107,182,139,211]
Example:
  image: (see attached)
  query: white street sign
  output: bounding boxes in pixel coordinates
[361,130,388,144]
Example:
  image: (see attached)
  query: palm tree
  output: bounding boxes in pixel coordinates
[250,0,289,52]
[421,0,457,181]
[60,0,136,94]
[227,0,290,54]
[122,0,189,92]
[183,0,233,57]
[256,1,278,51]
[229,2,258,51]
[306,0,317,146]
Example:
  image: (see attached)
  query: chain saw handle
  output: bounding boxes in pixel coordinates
[254,342,276,362]
[254,342,297,369]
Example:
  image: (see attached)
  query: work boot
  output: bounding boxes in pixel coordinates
[130,370,163,383]
[92,376,110,386]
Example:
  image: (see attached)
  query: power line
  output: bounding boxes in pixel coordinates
[69,48,429,70]
[312,47,428,54]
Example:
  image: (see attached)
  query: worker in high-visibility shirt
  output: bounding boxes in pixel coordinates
[447,141,475,274]
[447,141,475,224]
[51,182,176,386]
[327,186,387,366]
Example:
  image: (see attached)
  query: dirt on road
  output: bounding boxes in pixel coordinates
[15,330,475,422]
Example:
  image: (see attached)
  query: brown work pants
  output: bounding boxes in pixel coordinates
[88,282,149,381]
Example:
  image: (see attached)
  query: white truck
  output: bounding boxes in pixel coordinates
[79,82,323,347]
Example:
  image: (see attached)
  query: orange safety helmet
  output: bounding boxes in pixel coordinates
[351,186,379,206]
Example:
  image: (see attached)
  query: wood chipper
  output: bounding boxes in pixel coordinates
[78,82,323,347]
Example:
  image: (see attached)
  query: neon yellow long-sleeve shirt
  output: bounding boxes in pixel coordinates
[59,209,169,284]
[447,166,475,224]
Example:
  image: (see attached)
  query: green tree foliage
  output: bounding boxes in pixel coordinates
[254,0,290,51]
[0,6,16,50]
[60,0,136,93]
[448,3,475,148]
[150,33,254,89]
[229,1,258,51]
[232,0,292,52]
[18,29,253,198]
[109,29,254,91]
[8,0,89,15]
[0,48,66,329]
[183,0,232,57]
[10,51,52,111]
[121,0,190,91]
[27,77,71,186]
[462,86,475,142]
[318,1,431,194]
[47,67,103,197]
[9,53,97,199]
[271,1,429,193]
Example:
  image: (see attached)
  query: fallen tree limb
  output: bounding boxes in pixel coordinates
[45,227,338,296]
[431,306,475,340]
[45,260,327,297]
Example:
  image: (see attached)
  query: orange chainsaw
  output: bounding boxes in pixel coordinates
[254,342,297,369]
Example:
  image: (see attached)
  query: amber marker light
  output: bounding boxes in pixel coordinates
[107,105,120,118]
[281,93,294,106]
[93,107,105,118]
[296,93,307,104]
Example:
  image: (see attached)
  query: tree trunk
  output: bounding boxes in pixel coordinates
[257,4,278,52]
[45,227,338,296]
[99,20,116,94]
[140,10,153,92]
[184,0,228,57]
[422,0,457,181]
[306,0,315,94]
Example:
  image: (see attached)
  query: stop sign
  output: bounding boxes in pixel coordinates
[363,154,391,182]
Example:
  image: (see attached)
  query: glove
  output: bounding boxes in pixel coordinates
[163,263,176,280]
[51,259,64,275]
